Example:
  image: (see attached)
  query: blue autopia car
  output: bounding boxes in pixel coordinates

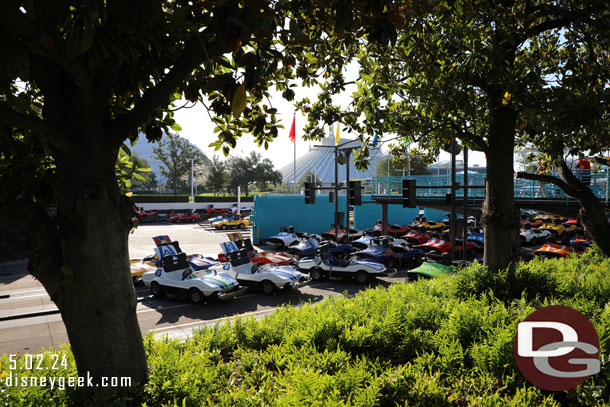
[355,243,425,269]
[288,238,356,258]
[467,232,484,249]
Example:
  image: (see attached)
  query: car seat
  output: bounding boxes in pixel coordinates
[239,248,250,265]
[244,238,254,251]
[170,241,182,252]
[229,250,240,267]
[161,252,189,272]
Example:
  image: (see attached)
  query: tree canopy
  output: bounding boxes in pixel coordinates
[1,0,386,386]
[226,151,282,196]
[290,0,610,274]
[204,155,228,196]
[298,170,322,190]
[153,134,207,194]
[375,154,430,177]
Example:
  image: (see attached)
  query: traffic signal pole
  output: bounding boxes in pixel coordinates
[334,147,339,240]
[345,149,351,243]
[450,143,457,263]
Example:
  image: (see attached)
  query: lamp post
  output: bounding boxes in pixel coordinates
[190,158,194,206]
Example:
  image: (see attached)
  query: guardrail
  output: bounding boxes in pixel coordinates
[372,170,610,206]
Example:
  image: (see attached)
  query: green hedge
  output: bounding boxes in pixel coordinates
[132,194,190,203]
[3,248,610,406]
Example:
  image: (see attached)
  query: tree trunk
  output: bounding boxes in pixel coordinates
[482,104,520,277]
[555,162,610,256]
[30,136,148,386]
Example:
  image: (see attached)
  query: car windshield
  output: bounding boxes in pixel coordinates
[191,270,212,279]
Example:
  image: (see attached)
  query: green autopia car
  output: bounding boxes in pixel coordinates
[408,261,453,279]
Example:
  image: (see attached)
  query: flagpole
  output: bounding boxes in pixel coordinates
[293,113,297,194]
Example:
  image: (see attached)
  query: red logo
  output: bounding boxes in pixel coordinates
[513,305,600,391]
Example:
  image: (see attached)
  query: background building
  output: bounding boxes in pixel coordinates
[279,135,384,184]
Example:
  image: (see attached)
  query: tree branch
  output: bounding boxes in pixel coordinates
[515,171,580,196]
[591,156,610,166]
[107,31,231,143]
[445,119,489,154]
[0,103,73,151]
[524,17,574,39]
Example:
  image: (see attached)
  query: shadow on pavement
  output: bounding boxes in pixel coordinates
[142,290,325,325]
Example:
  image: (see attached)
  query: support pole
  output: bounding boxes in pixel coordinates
[382,203,388,236]
[463,147,468,260]
[190,158,194,207]
[345,149,351,243]
[237,185,241,216]
[293,130,297,194]
[450,143,457,263]
[334,147,339,240]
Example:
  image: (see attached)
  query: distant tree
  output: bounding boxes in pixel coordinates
[227,152,282,196]
[269,182,294,194]
[142,172,158,191]
[375,155,430,177]
[298,171,322,190]
[153,134,207,195]
[204,156,228,196]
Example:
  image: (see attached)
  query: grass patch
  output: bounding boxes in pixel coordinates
[2,248,610,406]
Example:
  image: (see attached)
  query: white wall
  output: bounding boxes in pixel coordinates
[135,202,253,211]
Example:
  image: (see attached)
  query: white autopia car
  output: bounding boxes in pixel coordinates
[351,235,409,250]
[261,226,302,247]
[297,250,389,284]
[520,228,552,244]
[142,248,247,303]
[209,247,311,295]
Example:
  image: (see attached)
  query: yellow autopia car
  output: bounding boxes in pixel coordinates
[538,222,577,237]
[534,213,566,222]
[415,221,446,231]
[213,216,250,230]
[130,260,157,284]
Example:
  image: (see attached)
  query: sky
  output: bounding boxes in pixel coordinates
[172,80,488,172]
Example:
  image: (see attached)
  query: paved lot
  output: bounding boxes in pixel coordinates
[0,223,406,354]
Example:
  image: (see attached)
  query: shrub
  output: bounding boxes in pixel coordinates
[3,254,610,406]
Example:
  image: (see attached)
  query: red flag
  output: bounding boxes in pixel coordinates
[288,115,296,142]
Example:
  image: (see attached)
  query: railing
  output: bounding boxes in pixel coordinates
[372,169,610,206]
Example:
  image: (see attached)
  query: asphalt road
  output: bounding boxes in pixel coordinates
[0,222,405,354]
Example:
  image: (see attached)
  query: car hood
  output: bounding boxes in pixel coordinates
[353,258,386,270]
[269,232,298,240]
[258,265,303,281]
[410,262,452,278]
[190,272,240,290]
[358,245,386,256]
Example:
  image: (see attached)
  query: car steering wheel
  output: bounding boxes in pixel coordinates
[181,268,193,280]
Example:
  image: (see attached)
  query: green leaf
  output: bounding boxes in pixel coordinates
[61,266,74,278]
[170,122,182,131]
